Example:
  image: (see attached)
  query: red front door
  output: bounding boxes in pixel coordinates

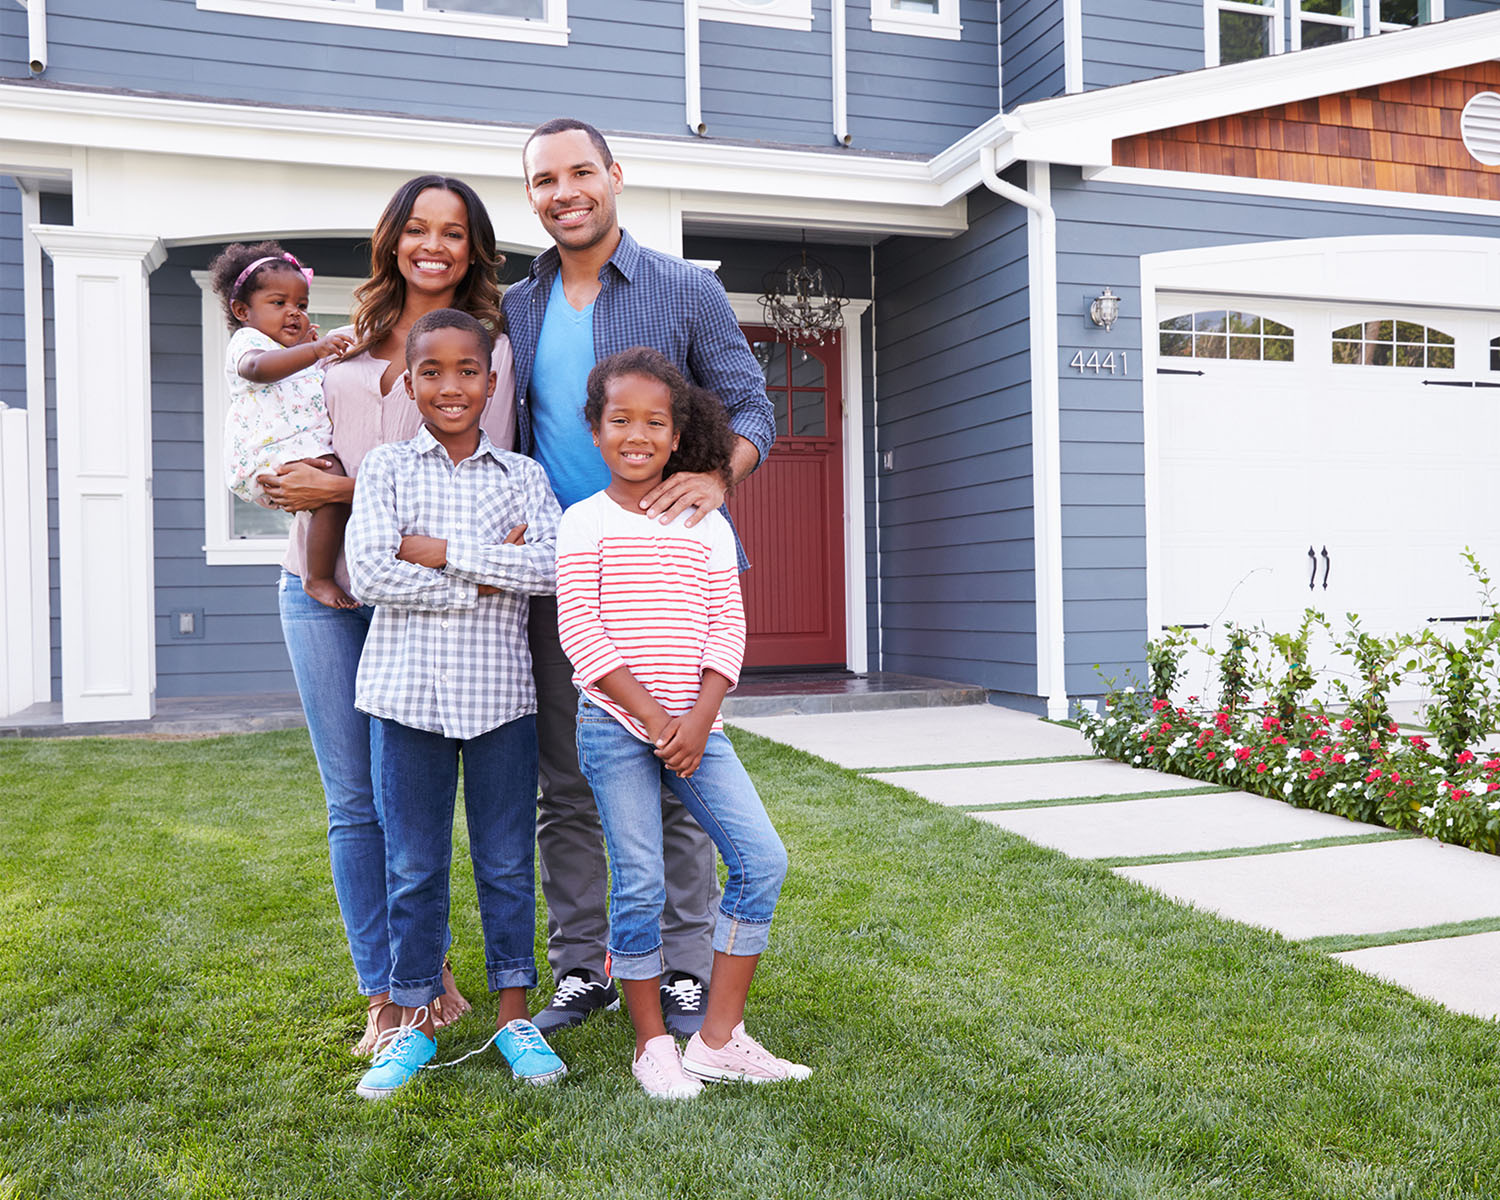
[727,328,846,669]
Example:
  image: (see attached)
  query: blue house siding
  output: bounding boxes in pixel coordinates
[0,180,22,412]
[872,180,1035,695]
[3,0,993,157]
[1080,0,1202,92]
[1049,166,1500,694]
[1001,0,1066,109]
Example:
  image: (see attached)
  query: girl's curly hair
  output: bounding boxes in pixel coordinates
[206,240,303,330]
[584,347,734,489]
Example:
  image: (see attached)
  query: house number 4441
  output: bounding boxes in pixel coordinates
[1069,350,1128,375]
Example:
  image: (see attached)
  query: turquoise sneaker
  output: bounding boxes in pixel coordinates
[493,1019,567,1086]
[355,1027,436,1101]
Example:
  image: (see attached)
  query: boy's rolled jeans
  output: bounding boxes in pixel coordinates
[377,713,540,1005]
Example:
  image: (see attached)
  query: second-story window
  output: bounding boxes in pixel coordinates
[1370,0,1442,32]
[196,0,568,46]
[870,0,961,41]
[1293,0,1361,49]
[701,0,813,30]
[1207,0,1284,65]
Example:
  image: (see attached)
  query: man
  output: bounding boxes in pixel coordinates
[503,118,775,1038]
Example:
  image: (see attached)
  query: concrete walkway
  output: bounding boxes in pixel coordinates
[731,704,1500,1022]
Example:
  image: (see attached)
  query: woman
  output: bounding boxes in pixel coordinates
[260,175,516,1053]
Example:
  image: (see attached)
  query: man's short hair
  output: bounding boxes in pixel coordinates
[523,118,615,176]
[405,307,494,367]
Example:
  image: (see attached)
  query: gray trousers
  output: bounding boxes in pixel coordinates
[529,595,718,985]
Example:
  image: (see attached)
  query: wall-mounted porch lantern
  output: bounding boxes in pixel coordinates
[1089,286,1120,331]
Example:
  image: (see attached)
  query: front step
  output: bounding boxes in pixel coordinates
[721,672,986,718]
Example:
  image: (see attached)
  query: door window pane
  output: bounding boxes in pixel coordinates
[791,396,826,437]
[790,347,825,388]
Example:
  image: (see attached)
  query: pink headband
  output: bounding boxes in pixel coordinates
[232,252,314,299]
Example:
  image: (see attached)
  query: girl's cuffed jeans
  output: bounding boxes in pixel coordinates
[376,713,540,1008]
[575,699,787,981]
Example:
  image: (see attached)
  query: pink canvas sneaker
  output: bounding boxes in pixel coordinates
[632,1034,704,1100]
[682,1023,812,1084]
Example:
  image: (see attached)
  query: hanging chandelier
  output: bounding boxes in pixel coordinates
[759,243,848,346]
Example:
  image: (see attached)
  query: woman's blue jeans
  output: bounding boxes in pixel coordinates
[376,714,540,1007]
[575,700,787,981]
[278,572,392,996]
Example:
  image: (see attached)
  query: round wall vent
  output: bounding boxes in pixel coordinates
[1460,91,1500,166]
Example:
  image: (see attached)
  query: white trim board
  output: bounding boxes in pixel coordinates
[1087,165,1500,220]
[727,294,871,675]
[196,0,569,45]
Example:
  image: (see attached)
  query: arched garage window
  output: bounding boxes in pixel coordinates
[1332,319,1455,367]
[1160,310,1294,360]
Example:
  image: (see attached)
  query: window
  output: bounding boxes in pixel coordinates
[1487,334,1500,371]
[1370,0,1442,33]
[870,0,961,41]
[195,0,568,46]
[1332,318,1454,367]
[193,270,360,565]
[1161,311,1295,361]
[1293,0,1361,50]
[701,0,812,31]
[1206,0,1283,66]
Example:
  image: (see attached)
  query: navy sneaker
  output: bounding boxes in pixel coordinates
[660,972,706,1039]
[531,970,619,1033]
[494,1019,568,1086]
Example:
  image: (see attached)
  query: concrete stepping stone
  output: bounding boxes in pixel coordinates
[730,705,1090,770]
[1117,839,1500,940]
[972,790,1383,859]
[867,758,1208,807]
[1335,932,1500,1022]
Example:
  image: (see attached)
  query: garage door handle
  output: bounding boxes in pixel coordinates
[1321,546,1330,590]
[1308,545,1317,590]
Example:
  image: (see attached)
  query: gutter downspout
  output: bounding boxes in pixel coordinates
[979,143,1068,721]
[832,0,852,146]
[19,0,46,74]
[685,0,706,136]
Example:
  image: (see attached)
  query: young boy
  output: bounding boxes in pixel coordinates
[345,308,564,1100]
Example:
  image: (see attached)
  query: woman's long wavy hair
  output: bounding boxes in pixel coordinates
[350,175,505,354]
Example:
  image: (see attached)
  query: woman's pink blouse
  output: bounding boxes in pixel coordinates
[280,333,517,588]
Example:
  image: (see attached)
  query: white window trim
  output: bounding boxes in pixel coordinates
[196,0,569,46]
[870,0,961,41]
[193,270,360,567]
[701,0,813,32]
[1291,0,1362,51]
[1205,0,1285,67]
[1370,0,1442,33]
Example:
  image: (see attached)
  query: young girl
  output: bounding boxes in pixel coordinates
[556,346,809,1100]
[210,240,355,609]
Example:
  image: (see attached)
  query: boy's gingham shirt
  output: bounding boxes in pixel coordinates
[347,427,561,740]
[502,228,776,571]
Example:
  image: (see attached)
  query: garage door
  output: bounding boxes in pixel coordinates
[1155,294,1500,694]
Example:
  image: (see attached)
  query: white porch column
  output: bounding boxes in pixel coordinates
[32,227,165,723]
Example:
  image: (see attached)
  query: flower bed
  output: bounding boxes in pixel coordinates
[1078,687,1500,856]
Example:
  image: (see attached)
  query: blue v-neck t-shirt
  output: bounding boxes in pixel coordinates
[530,273,611,509]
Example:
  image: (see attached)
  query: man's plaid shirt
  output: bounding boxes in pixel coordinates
[502,228,776,569]
[347,427,561,740]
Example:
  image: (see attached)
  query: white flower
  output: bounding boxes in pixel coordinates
[1132,754,1142,763]
[1447,817,1455,827]
[1124,686,1136,695]
[1345,752,1360,763]
[1283,783,1295,795]
[1420,805,1435,817]
[1105,717,1117,728]
[1489,801,1500,811]
[1430,767,1447,777]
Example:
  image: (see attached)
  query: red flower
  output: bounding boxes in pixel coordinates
[1365,768,1382,782]
[1262,716,1281,731]
[1300,749,1317,762]
[1271,736,1288,746]
[1308,768,1325,780]
[1206,751,1217,761]
[1160,722,1172,733]
[1457,750,1476,765]
[1340,718,1354,731]
[1331,753,1347,764]
[1152,698,1170,711]
[1235,747,1253,762]
[1409,735,1429,751]
[1255,762,1268,774]
[1452,788,1470,800]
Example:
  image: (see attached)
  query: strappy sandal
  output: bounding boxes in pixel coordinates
[353,995,398,1058]
[431,958,472,1030]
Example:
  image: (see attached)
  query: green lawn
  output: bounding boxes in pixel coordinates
[0,728,1496,1199]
